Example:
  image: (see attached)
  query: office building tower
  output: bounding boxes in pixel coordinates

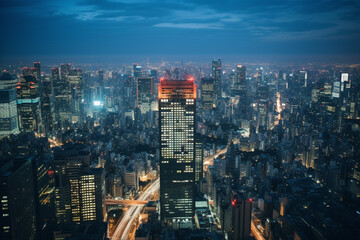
[60,63,71,80]
[257,85,268,128]
[201,78,216,109]
[340,72,350,91]
[149,69,158,82]
[231,65,246,97]
[41,76,54,133]
[133,64,142,79]
[195,141,203,184]
[16,75,42,133]
[300,70,308,88]
[256,68,263,86]
[332,81,341,99]
[231,65,247,116]
[32,155,56,238]
[22,66,40,81]
[52,67,71,123]
[0,158,37,240]
[0,71,17,90]
[212,59,222,103]
[54,144,104,224]
[230,193,252,240]
[137,77,153,114]
[33,62,41,81]
[159,79,196,228]
[0,89,19,137]
[68,69,83,122]
[97,69,104,102]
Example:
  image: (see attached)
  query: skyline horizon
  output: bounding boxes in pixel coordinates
[1,53,360,66]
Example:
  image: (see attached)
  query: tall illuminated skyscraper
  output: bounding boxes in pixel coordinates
[212,59,222,104]
[54,144,104,224]
[137,77,153,114]
[201,78,215,110]
[231,65,247,116]
[16,75,41,133]
[68,68,83,122]
[53,67,71,124]
[0,89,19,137]
[159,79,196,228]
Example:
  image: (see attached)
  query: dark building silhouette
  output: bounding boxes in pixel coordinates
[230,193,252,240]
[0,157,37,240]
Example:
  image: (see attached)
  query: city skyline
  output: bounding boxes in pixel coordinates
[1,0,360,239]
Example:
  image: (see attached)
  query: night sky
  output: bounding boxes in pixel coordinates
[1,0,360,63]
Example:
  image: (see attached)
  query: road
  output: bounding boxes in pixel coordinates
[111,178,160,240]
[251,221,265,240]
[105,199,149,206]
[203,142,230,172]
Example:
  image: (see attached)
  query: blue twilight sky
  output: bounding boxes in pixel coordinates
[1,0,360,63]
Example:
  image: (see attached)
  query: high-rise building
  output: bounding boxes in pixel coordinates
[0,158,37,240]
[68,69,83,122]
[137,77,153,114]
[97,69,104,102]
[231,65,246,97]
[159,79,196,228]
[53,144,104,224]
[60,63,72,80]
[16,75,42,133]
[33,62,41,81]
[0,71,17,90]
[201,78,216,109]
[32,155,56,238]
[256,68,263,86]
[0,89,19,137]
[231,65,247,116]
[300,70,308,88]
[52,67,71,124]
[212,59,222,103]
[195,141,203,185]
[230,193,252,240]
[133,64,142,79]
[41,76,54,133]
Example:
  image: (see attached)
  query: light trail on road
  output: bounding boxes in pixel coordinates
[203,143,230,172]
[111,178,160,240]
[251,221,265,240]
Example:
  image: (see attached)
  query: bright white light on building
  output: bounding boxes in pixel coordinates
[93,101,101,106]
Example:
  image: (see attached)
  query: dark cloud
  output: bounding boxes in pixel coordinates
[0,0,359,60]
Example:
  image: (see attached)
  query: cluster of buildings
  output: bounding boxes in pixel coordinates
[0,59,360,240]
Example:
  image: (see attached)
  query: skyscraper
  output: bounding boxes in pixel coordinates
[159,79,196,228]
[231,65,246,97]
[0,89,19,137]
[53,67,71,124]
[16,75,42,133]
[231,65,247,116]
[0,158,37,240]
[230,193,252,240]
[137,77,153,114]
[0,71,17,90]
[195,141,203,185]
[53,144,104,224]
[41,76,54,133]
[201,78,215,110]
[133,64,142,79]
[68,68,83,122]
[212,59,222,105]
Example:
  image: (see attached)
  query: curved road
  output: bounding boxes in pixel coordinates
[111,178,160,240]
